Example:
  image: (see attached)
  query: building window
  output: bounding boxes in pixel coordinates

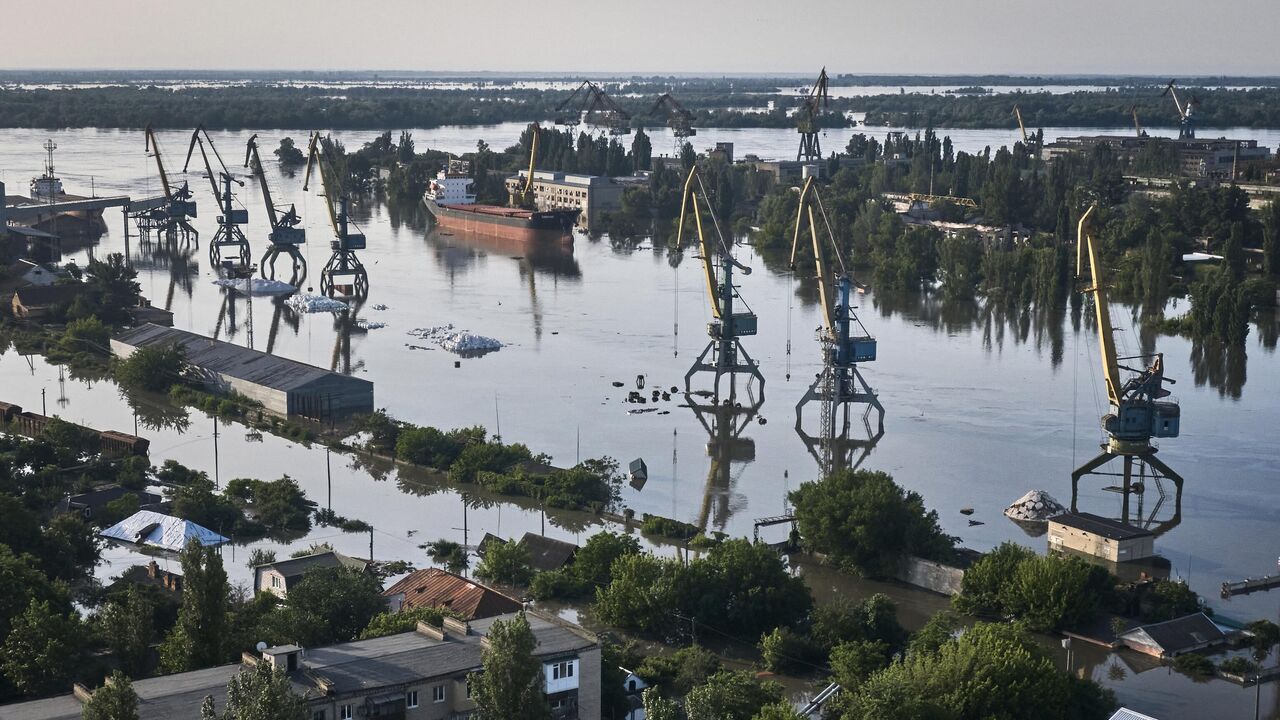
[465,679,472,699]
[313,712,326,720]
[552,660,575,680]
[406,690,418,708]
[271,575,281,588]
[433,685,446,703]
[339,705,352,720]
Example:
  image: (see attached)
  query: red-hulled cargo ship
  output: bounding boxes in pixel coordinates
[423,160,577,244]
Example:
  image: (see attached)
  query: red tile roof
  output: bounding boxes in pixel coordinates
[382,568,521,620]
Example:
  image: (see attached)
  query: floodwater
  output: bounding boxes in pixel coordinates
[2,126,1279,718]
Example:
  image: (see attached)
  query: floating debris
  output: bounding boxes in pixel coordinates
[1003,490,1066,522]
[627,407,659,415]
[960,507,975,516]
[968,519,985,527]
[372,303,389,310]
[612,381,625,388]
[357,320,387,330]
[287,293,348,313]
[212,278,296,295]
[407,324,503,357]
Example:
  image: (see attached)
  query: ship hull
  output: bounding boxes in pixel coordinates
[424,198,577,245]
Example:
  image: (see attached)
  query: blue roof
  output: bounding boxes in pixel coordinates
[100,510,228,551]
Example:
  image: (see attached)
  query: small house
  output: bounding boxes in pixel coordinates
[100,510,228,551]
[520,532,578,573]
[0,259,56,294]
[55,484,165,520]
[253,550,371,599]
[1048,512,1154,563]
[1118,612,1226,658]
[383,568,521,619]
[11,283,83,321]
[1110,709,1161,720]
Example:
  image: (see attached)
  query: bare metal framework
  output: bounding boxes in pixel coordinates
[303,133,369,299]
[796,68,830,163]
[133,125,198,244]
[245,134,307,284]
[183,125,250,266]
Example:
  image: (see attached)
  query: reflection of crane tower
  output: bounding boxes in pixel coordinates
[686,392,757,533]
[554,80,632,136]
[331,300,367,376]
[790,177,884,477]
[183,126,250,266]
[676,165,764,406]
[1072,205,1185,527]
[245,134,307,284]
[135,125,198,243]
[264,294,302,355]
[796,68,830,163]
[304,133,369,299]
[650,93,697,155]
[1162,80,1198,139]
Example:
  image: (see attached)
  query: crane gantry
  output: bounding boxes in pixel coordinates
[245,134,307,283]
[183,125,250,266]
[134,125,198,241]
[303,132,369,299]
[554,80,632,136]
[1162,80,1197,139]
[1072,205,1184,530]
[649,92,697,154]
[790,177,884,476]
[796,68,830,164]
[676,165,763,405]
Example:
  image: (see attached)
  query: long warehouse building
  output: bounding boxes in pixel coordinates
[111,324,373,420]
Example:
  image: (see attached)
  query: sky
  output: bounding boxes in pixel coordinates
[0,0,1277,76]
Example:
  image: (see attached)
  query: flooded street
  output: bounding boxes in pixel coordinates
[2,125,1279,718]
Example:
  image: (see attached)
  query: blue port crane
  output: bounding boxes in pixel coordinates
[183,125,250,266]
[135,125,198,241]
[789,176,884,476]
[1072,204,1183,529]
[245,134,307,284]
[676,165,763,405]
[303,132,369,299]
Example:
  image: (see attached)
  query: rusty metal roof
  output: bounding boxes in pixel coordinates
[113,323,371,394]
[383,568,521,620]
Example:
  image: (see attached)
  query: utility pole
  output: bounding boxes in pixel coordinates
[369,527,374,562]
[326,447,332,510]
[212,418,220,488]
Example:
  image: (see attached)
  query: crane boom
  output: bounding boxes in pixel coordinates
[1162,80,1187,120]
[144,125,174,200]
[1077,205,1123,407]
[790,177,836,336]
[511,124,540,208]
[303,132,342,240]
[1013,104,1029,143]
[676,166,749,320]
[244,135,280,228]
[1130,105,1143,137]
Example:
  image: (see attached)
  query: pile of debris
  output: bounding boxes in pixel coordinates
[1003,490,1066,522]
[408,325,503,356]
[286,293,349,313]
[212,278,296,295]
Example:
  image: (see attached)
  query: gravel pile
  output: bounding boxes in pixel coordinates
[1003,490,1066,522]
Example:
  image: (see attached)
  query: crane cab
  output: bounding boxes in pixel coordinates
[219,209,249,225]
[1104,399,1180,444]
[333,232,366,252]
[270,227,306,247]
[167,200,197,219]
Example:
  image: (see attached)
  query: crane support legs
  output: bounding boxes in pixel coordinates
[209,224,250,267]
[795,362,885,476]
[1071,447,1184,536]
[320,250,369,300]
[261,245,307,287]
[684,337,764,409]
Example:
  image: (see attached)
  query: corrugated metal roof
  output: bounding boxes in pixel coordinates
[1120,612,1225,654]
[383,568,521,620]
[1110,709,1160,720]
[520,532,577,572]
[100,510,227,550]
[113,324,372,394]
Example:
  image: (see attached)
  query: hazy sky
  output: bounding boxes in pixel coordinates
[1,0,1276,75]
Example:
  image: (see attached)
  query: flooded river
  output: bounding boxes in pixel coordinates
[2,125,1279,718]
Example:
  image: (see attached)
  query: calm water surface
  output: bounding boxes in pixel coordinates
[1,127,1278,718]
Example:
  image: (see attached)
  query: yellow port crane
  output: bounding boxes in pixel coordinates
[1013,103,1029,143]
[1129,105,1147,138]
[303,132,369,299]
[789,177,884,475]
[245,134,306,282]
[1072,204,1184,529]
[509,123,541,210]
[796,68,830,163]
[676,165,763,404]
[183,125,250,266]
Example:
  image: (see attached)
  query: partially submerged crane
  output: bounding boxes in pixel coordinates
[303,132,369,299]
[649,93,697,154]
[676,165,763,404]
[1013,104,1029,143]
[1162,80,1197,139]
[554,81,632,135]
[796,68,830,163]
[790,177,884,477]
[183,126,250,266]
[1072,205,1184,526]
[134,125,197,241]
[1129,105,1148,138]
[245,134,307,282]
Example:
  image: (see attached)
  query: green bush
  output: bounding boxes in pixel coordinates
[1173,652,1215,679]
[954,543,1114,632]
[115,344,186,392]
[1218,656,1257,676]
